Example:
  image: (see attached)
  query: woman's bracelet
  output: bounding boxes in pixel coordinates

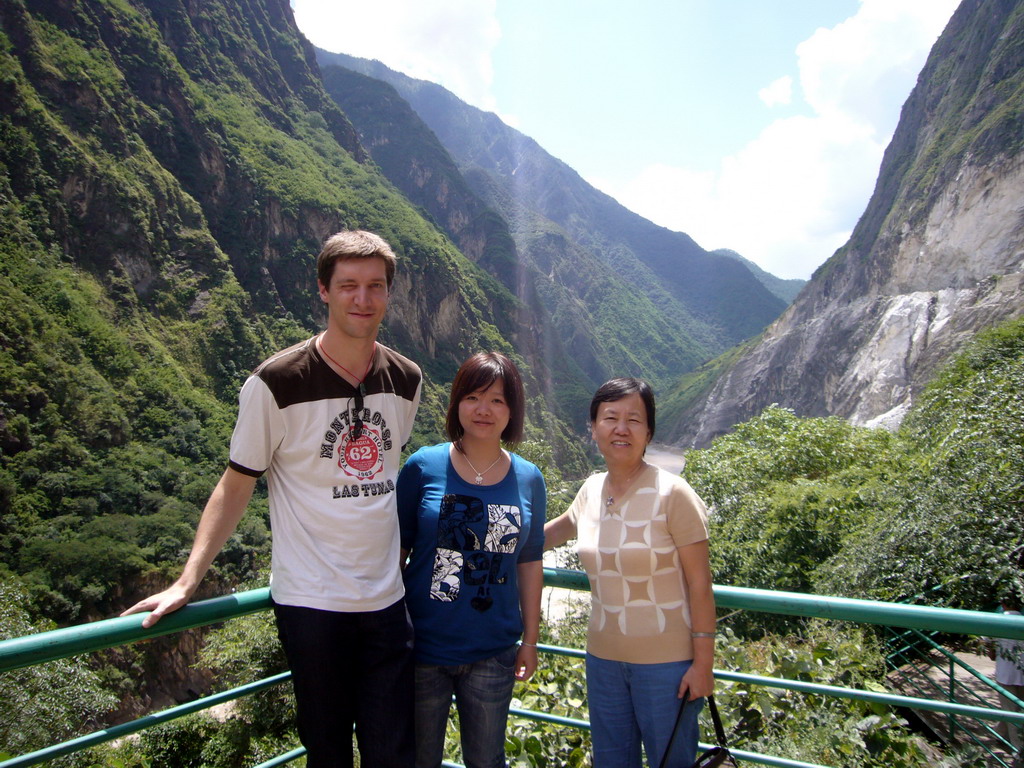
[519,640,538,647]
[691,632,716,639]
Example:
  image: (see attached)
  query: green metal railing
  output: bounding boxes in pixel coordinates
[885,625,1024,765]
[3,569,1024,768]
[878,579,1023,766]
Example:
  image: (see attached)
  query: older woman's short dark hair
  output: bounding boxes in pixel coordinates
[446,352,526,447]
[589,377,656,437]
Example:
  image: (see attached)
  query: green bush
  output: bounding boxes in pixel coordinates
[684,406,899,600]
[0,579,116,760]
[705,625,941,767]
[818,318,1024,607]
[685,318,1024,613]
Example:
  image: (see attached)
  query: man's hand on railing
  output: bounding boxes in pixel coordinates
[120,468,258,629]
[120,582,195,628]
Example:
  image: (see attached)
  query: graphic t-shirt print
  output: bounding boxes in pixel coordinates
[319,400,395,482]
[432,493,521,611]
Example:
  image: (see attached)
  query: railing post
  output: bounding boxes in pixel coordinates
[948,657,956,742]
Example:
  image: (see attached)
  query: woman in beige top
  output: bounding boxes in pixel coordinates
[545,377,716,768]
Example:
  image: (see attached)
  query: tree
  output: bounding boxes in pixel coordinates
[818,318,1024,607]
[0,578,116,762]
[683,406,899,596]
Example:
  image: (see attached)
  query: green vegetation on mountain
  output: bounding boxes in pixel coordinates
[0,236,257,623]
[658,334,763,439]
[316,50,788,395]
[684,317,1024,614]
[0,581,116,763]
[713,248,806,304]
[316,54,707,414]
[0,6,596,733]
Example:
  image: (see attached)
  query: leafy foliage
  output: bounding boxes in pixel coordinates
[0,579,117,761]
[0,239,260,623]
[684,406,899,601]
[198,581,295,739]
[818,318,1024,607]
[504,606,945,767]
[506,600,591,768]
[685,318,1024,613]
[711,624,957,767]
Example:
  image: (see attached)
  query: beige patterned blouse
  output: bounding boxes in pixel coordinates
[567,463,709,663]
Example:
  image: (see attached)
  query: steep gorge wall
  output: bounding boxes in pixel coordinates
[673,0,1024,447]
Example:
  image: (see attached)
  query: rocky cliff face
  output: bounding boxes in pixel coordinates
[673,0,1024,447]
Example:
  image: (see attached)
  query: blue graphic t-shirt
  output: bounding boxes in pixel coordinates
[397,443,546,666]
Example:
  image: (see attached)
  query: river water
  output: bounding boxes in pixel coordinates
[645,442,688,476]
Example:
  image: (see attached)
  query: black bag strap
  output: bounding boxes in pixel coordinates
[657,695,689,768]
[706,695,727,746]
[658,694,729,768]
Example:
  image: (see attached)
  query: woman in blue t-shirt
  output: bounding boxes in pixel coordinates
[397,352,546,768]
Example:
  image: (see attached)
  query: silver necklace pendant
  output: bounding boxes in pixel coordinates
[460,444,503,485]
[606,496,614,507]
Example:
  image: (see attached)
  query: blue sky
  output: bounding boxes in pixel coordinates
[292,1,960,279]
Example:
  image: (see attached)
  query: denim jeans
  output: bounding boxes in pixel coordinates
[273,599,415,768]
[413,644,518,768]
[585,653,705,768]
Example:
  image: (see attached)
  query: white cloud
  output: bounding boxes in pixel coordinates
[797,0,960,131]
[597,114,877,280]
[291,0,501,110]
[758,76,793,108]
[291,0,959,280]
[600,0,960,280]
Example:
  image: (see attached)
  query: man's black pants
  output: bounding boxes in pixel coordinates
[273,598,415,768]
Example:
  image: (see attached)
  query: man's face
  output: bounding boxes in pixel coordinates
[318,257,390,342]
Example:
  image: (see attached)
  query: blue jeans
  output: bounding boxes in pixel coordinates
[414,645,518,768]
[273,599,415,768]
[586,653,705,768]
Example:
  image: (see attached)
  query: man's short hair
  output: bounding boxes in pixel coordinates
[446,352,526,447]
[316,230,398,290]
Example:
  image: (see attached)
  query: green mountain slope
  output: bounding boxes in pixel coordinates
[0,0,588,635]
[713,248,806,304]
[316,51,788,390]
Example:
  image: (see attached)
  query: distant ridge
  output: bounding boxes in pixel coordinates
[712,249,806,304]
[315,49,788,414]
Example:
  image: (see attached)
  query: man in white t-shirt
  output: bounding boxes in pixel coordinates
[991,597,1024,757]
[123,231,422,768]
